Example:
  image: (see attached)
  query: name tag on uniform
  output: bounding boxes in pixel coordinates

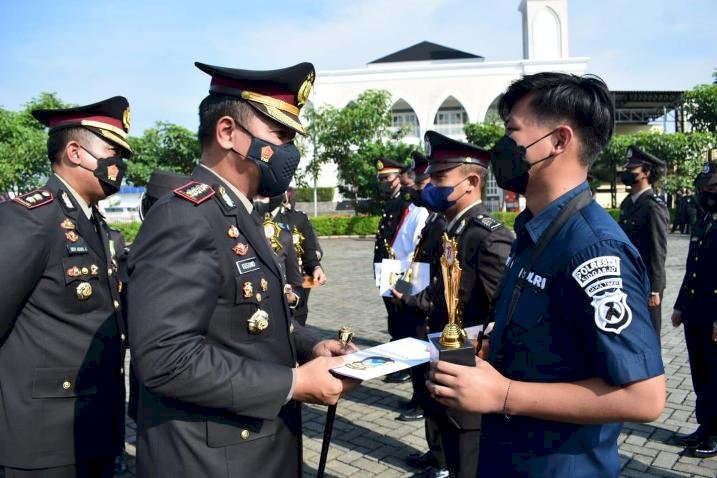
[67,243,89,255]
[236,257,260,274]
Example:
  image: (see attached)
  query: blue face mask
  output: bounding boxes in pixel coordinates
[420,177,469,212]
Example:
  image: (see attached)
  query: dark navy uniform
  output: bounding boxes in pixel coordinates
[273,205,323,325]
[0,176,126,470]
[482,182,664,477]
[674,209,717,436]
[128,167,318,478]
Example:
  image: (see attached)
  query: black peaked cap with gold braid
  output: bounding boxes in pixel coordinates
[31,96,132,156]
[195,61,315,135]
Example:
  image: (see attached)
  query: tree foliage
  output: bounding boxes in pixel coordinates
[463,122,505,148]
[126,121,200,186]
[593,131,716,194]
[683,82,717,133]
[0,92,73,195]
[298,90,413,210]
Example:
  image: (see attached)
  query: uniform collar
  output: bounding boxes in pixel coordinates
[446,199,482,232]
[199,164,253,213]
[54,173,93,219]
[521,181,590,244]
[630,186,652,202]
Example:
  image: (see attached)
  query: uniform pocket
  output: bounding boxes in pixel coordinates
[509,284,550,332]
[206,415,276,447]
[232,275,275,342]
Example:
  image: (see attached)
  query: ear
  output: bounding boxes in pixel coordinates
[469,173,481,189]
[215,115,237,150]
[552,125,574,155]
[65,140,83,165]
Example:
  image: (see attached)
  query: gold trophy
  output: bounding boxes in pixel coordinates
[428,233,475,366]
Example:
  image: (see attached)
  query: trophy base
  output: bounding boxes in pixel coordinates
[428,336,476,366]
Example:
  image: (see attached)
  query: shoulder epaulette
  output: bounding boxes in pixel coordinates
[12,189,54,209]
[649,195,666,206]
[173,181,215,205]
[473,214,504,232]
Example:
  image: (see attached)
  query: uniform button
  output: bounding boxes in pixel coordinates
[289,323,295,334]
[256,293,262,302]
[113,300,120,309]
[120,368,124,374]
[695,257,699,262]
[691,289,695,295]
[108,268,113,276]
[240,429,250,440]
[692,273,697,278]
[62,381,71,390]
[120,333,126,341]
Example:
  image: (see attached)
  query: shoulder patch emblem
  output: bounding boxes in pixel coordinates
[572,255,632,335]
[650,195,666,206]
[13,189,53,209]
[173,181,215,205]
[474,215,504,231]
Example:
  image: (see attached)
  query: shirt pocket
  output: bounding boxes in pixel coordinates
[231,274,275,342]
[508,282,550,333]
[61,257,103,313]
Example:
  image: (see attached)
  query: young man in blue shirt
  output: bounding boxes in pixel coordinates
[427,72,665,477]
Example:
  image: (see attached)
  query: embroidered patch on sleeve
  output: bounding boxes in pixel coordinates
[572,256,632,334]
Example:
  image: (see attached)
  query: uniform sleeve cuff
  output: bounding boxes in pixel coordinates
[285,369,296,403]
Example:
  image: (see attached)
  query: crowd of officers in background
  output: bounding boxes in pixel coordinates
[0,67,716,478]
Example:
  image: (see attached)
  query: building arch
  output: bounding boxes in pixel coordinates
[390,97,421,140]
[429,93,471,138]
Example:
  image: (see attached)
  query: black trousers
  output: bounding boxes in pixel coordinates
[426,413,480,478]
[649,295,662,347]
[3,458,113,478]
[383,296,411,340]
[684,325,717,430]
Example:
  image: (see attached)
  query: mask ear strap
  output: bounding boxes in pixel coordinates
[526,128,558,149]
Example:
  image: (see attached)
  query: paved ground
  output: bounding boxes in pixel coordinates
[42,234,717,477]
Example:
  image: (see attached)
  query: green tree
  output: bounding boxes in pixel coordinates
[299,90,412,212]
[463,122,505,148]
[126,121,200,186]
[683,81,717,133]
[0,92,73,195]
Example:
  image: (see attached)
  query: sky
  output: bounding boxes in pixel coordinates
[1,0,715,135]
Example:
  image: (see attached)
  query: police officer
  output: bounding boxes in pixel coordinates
[618,145,669,343]
[374,157,412,382]
[671,162,717,458]
[127,62,357,477]
[401,131,513,478]
[428,72,665,477]
[260,188,326,325]
[0,97,132,477]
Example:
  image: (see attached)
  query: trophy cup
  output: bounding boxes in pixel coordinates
[428,233,475,366]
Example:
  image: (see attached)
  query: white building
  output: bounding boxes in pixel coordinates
[306,0,589,208]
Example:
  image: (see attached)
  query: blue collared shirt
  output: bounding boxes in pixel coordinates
[480,182,664,477]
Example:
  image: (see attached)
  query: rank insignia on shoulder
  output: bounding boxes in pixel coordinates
[474,215,504,231]
[173,181,215,205]
[650,195,666,206]
[13,189,53,209]
[60,218,75,230]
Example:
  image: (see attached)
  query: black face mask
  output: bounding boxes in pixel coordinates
[253,195,284,217]
[232,126,301,197]
[697,190,717,212]
[378,179,397,199]
[80,146,127,196]
[401,186,428,208]
[620,171,638,187]
[490,130,556,194]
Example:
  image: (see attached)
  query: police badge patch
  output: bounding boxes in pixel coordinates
[572,255,632,334]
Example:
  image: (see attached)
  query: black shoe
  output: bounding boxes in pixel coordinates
[406,451,437,469]
[674,427,708,447]
[426,467,450,478]
[397,405,424,421]
[384,370,411,383]
[398,398,415,410]
[691,435,717,458]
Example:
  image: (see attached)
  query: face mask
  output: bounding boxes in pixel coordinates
[401,186,428,208]
[80,146,127,196]
[378,179,397,199]
[420,177,470,212]
[620,171,638,187]
[697,190,717,212]
[490,130,556,194]
[254,195,284,216]
[232,127,301,197]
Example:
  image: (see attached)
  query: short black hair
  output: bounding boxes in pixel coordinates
[197,94,255,147]
[641,164,662,185]
[46,127,95,164]
[498,72,615,166]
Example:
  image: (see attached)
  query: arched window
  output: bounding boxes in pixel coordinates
[433,96,468,138]
[391,99,420,139]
